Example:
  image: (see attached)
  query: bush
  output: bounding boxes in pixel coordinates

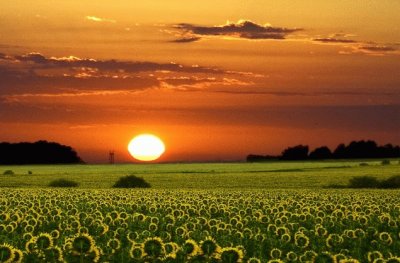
[380,175,400,189]
[359,162,369,167]
[3,170,14,175]
[113,175,151,188]
[381,160,391,165]
[28,170,33,175]
[348,176,380,188]
[48,179,79,188]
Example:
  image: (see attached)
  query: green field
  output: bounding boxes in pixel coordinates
[0,160,400,262]
[0,159,399,189]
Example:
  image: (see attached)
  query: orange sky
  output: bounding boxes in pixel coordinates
[1,1,399,162]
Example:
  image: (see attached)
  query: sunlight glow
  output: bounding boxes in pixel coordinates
[128,134,165,161]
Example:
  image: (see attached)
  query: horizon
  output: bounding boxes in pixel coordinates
[1,1,399,163]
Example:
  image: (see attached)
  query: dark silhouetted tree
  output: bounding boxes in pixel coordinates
[0,140,83,164]
[332,140,399,159]
[309,146,333,159]
[280,145,309,160]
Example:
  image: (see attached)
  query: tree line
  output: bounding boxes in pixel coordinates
[247,140,400,162]
[0,140,83,164]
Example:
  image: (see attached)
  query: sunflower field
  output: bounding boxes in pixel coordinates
[0,189,400,262]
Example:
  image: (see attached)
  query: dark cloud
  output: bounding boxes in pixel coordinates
[170,37,202,43]
[313,38,357,44]
[13,52,223,74]
[358,45,397,52]
[0,51,252,97]
[173,20,301,41]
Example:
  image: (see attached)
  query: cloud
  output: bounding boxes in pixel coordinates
[0,51,256,98]
[344,44,399,56]
[172,20,302,42]
[313,38,357,44]
[85,16,116,23]
[312,34,398,56]
[358,45,396,52]
[170,37,202,43]
[13,52,224,74]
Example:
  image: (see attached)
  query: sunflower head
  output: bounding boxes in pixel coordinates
[247,257,261,263]
[143,237,164,258]
[386,258,400,263]
[129,244,145,259]
[294,233,309,248]
[182,239,200,257]
[107,238,121,250]
[220,247,244,263]
[71,233,95,254]
[12,248,24,263]
[36,233,53,250]
[286,251,298,262]
[368,251,383,262]
[200,237,220,257]
[270,248,282,259]
[0,243,15,263]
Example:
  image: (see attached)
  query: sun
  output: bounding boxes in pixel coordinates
[128,134,165,161]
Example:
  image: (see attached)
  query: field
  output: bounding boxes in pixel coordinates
[0,160,400,262]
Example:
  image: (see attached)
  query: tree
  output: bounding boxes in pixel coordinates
[0,140,83,164]
[309,146,332,159]
[280,145,309,160]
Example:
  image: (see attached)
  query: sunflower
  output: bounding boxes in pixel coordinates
[379,232,393,245]
[44,246,63,262]
[386,257,400,263]
[220,247,244,263]
[149,223,158,232]
[200,236,220,258]
[25,237,37,253]
[270,248,282,259]
[71,233,96,254]
[182,239,200,257]
[338,259,360,263]
[107,238,121,251]
[0,243,15,263]
[286,251,298,262]
[247,257,261,263]
[12,248,24,263]
[164,242,179,254]
[36,233,54,250]
[50,230,60,239]
[143,237,165,258]
[367,251,383,262]
[294,233,309,249]
[129,244,146,259]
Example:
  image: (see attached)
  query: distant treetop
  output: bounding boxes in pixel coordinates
[0,140,83,164]
[247,140,400,162]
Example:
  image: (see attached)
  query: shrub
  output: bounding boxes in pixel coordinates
[28,171,33,175]
[3,170,14,175]
[359,162,369,167]
[381,160,391,165]
[379,175,400,189]
[48,179,79,188]
[113,175,151,188]
[348,176,380,188]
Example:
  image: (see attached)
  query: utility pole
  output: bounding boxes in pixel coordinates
[109,150,115,164]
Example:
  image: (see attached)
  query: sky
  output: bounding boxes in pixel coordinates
[1,0,399,163]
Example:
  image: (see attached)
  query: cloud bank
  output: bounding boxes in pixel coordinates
[0,52,253,97]
[172,20,302,42]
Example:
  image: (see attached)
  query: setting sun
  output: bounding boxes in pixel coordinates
[128,134,165,161]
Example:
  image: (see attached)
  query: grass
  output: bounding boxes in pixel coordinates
[0,159,399,189]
